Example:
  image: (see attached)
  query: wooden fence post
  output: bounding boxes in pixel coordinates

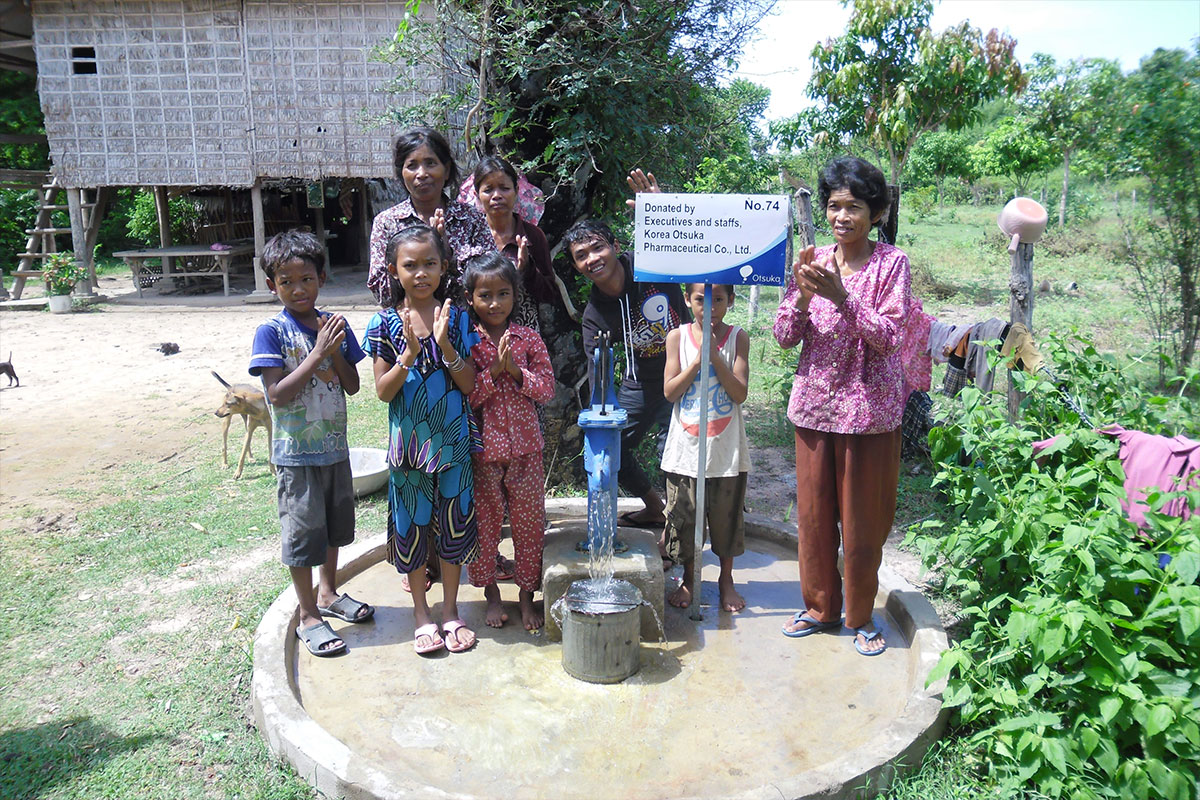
[153,185,174,276]
[795,186,815,249]
[881,185,900,245]
[1008,241,1035,419]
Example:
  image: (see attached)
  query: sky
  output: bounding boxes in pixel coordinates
[735,0,1200,121]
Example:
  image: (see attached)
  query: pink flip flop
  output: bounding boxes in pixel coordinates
[442,619,477,653]
[414,623,444,655]
[401,573,433,594]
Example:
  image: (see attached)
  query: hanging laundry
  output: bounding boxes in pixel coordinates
[1099,425,1199,528]
[1000,322,1045,373]
[965,318,1008,394]
[929,320,968,365]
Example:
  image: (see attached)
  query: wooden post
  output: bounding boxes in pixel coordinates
[358,184,371,269]
[881,185,900,245]
[795,187,815,249]
[224,188,235,240]
[246,179,274,302]
[66,187,91,296]
[153,185,173,276]
[1008,241,1034,419]
[81,187,112,292]
[314,204,328,268]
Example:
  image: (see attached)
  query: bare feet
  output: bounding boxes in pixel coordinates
[483,583,508,628]
[718,575,745,612]
[667,582,692,608]
[519,589,543,630]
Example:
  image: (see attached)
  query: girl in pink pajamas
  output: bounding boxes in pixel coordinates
[462,252,556,631]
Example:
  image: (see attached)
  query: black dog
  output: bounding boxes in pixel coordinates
[0,352,17,387]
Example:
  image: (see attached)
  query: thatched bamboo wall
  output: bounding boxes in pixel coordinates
[33,0,451,188]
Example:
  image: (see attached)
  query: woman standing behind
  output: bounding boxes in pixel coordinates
[472,155,558,331]
[368,127,493,308]
[774,156,913,657]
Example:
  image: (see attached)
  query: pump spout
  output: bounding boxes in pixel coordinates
[586,451,614,552]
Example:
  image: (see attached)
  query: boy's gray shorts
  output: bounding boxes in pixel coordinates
[277,460,355,568]
[663,471,747,563]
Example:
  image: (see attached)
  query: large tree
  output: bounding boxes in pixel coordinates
[377,0,774,239]
[1121,46,1200,374]
[804,0,1025,185]
[376,0,775,485]
[1020,53,1122,229]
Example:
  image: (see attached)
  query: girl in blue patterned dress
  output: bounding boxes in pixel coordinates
[364,225,481,654]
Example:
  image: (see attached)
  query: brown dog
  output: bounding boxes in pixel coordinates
[212,370,275,479]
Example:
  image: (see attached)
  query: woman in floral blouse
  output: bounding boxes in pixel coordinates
[774,156,915,657]
[367,127,493,308]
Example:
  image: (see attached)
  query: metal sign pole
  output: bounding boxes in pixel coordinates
[688,285,711,621]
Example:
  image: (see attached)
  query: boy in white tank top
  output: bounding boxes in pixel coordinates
[661,284,751,612]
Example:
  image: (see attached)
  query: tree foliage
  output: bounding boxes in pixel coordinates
[0,71,48,171]
[904,130,975,210]
[803,0,1024,185]
[1021,53,1122,228]
[1120,46,1200,373]
[376,0,774,240]
[682,79,776,194]
[970,115,1055,198]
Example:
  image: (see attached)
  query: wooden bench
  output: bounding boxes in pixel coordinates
[114,242,255,298]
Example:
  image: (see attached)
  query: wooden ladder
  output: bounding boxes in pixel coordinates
[7,176,105,300]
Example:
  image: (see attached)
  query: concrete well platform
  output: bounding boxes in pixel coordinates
[252,498,948,800]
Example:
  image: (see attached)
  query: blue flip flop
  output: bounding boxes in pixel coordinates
[853,627,888,656]
[781,612,841,638]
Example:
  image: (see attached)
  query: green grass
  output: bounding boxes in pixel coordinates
[875,736,1044,799]
[0,391,396,799]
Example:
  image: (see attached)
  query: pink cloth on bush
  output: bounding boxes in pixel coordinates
[1032,427,1200,527]
[1099,425,1199,527]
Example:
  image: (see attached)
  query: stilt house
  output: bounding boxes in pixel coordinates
[3,0,457,300]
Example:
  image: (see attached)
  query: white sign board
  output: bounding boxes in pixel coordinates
[633,193,790,285]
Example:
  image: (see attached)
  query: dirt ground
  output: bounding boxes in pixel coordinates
[0,266,379,528]
[0,265,928,588]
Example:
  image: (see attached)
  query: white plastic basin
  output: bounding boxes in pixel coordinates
[349,447,388,497]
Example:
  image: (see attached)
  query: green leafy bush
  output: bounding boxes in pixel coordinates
[908,335,1200,799]
[126,190,200,246]
[0,188,38,275]
[906,186,937,221]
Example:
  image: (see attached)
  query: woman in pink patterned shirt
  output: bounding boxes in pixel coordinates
[774,156,914,657]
